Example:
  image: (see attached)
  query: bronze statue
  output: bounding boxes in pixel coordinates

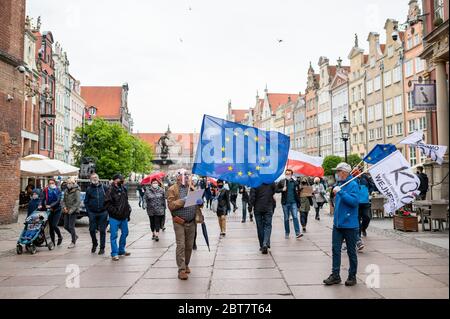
[158,126,171,159]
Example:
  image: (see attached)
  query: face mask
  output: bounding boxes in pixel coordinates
[49,184,56,189]
[218,184,223,189]
[152,183,159,189]
[286,175,292,180]
[91,179,99,185]
[32,194,39,199]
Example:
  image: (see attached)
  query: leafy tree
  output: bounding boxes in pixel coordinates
[72,118,153,179]
[131,136,153,175]
[322,155,342,176]
[347,154,362,168]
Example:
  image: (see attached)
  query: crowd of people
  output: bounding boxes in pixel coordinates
[21,163,430,285]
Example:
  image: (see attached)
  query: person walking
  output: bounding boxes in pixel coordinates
[145,178,166,242]
[61,177,81,249]
[239,185,251,222]
[277,169,303,239]
[204,181,213,209]
[137,185,145,209]
[84,173,109,255]
[323,163,359,287]
[229,182,239,213]
[104,174,132,261]
[355,171,375,251]
[298,178,312,232]
[214,180,231,236]
[312,177,326,220]
[40,178,63,246]
[167,169,203,280]
[416,166,429,200]
[249,182,276,254]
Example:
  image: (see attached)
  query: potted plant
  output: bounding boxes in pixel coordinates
[393,208,418,232]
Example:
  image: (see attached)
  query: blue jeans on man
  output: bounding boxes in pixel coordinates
[109,217,129,257]
[332,226,358,277]
[282,202,301,236]
[254,211,273,249]
[88,211,108,249]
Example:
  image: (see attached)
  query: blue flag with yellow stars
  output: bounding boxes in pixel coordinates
[192,115,290,188]
[363,144,397,165]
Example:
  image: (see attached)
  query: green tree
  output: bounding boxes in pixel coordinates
[72,118,152,179]
[131,136,153,175]
[322,155,342,176]
[347,154,362,168]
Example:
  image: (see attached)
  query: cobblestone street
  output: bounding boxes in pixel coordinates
[0,198,448,299]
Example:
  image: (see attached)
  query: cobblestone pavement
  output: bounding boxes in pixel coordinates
[0,198,448,299]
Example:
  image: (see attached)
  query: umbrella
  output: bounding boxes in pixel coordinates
[141,172,166,185]
[201,222,210,252]
[207,177,217,187]
[20,154,79,177]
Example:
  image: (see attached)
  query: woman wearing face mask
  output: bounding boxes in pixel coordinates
[312,177,326,221]
[61,177,81,249]
[215,180,231,237]
[40,178,63,246]
[144,178,166,242]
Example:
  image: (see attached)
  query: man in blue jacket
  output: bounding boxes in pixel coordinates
[323,162,359,287]
[84,173,109,255]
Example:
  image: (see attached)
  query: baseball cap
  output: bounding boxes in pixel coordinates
[332,162,352,173]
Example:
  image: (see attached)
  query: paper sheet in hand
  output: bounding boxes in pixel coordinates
[184,189,205,207]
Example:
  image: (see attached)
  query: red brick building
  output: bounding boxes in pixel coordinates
[0,0,26,223]
[33,23,56,159]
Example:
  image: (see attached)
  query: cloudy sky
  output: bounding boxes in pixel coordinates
[27,0,411,133]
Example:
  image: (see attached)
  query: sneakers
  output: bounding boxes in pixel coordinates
[296,234,304,239]
[302,227,306,232]
[357,241,365,251]
[112,256,119,261]
[155,236,159,242]
[91,245,98,253]
[98,248,105,255]
[285,234,289,239]
[152,234,156,240]
[185,266,191,274]
[178,270,188,280]
[261,246,268,254]
[119,252,131,257]
[241,220,245,223]
[57,237,63,246]
[68,243,76,249]
[323,274,341,285]
[345,276,357,286]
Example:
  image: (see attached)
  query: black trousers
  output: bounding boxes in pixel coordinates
[230,193,238,209]
[149,215,164,233]
[358,204,371,236]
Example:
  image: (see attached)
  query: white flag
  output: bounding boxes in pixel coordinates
[369,151,420,215]
[399,130,447,165]
[399,130,424,145]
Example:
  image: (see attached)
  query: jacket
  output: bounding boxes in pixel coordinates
[84,183,109,213]
[41,186,62,211]
[312,183,326,203]
[105,183,131,220]
[61,185,81,215]
[216,188,231,214]
[358,174,375,205]
[417,172,429,194]
[144,186,166,216]
[239,185,249,202]
[333,176,359,229]
[166,183,200,221]
[276,179,300,206]
[229,182,239,195]
[249,183,276,213]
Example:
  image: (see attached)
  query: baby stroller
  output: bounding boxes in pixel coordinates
[16,209,54,255]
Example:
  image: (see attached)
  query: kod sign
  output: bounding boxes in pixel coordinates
[413,84,436,111]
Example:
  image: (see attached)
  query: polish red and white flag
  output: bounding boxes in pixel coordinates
[286,150,324,177]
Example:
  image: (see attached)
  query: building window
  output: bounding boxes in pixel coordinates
[366,79,373,94]
[434,0,444,20]
[353,133,357,143]
[393,65,402,83]
[418,117,427,130]
[408,119,417,132]
[360,132,364,143]
[387,46,394,58]
[394,95,403,114]
[407,91,414,111]
[352,110,357,124]
[359,108,364,124]
[357,84,362,101]
[370,57,376,68]
[415,58,425,73]
[385,99,393,117]
[375,103,383,120]
[407,37,413,49]
[376,127,383,140]
[409,146,417,166]
[386,124,394,137]
[374,75,381,91]
[396,122,403,135]
[414,34,420,46]
[369,129,375,141]
[384,70,392,87]
[405,60,413,77]
[47,126,53,151]
[40,125,46,150]
[368,105,374,122]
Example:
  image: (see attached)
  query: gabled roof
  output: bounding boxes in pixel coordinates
[81,86,122,118]
[267,93,299,113]
[231,109,248,123]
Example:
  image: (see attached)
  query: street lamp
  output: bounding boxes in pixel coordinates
[340,116,351,163]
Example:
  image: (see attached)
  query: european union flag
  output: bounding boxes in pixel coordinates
[363,144,397,164]
[192,115,290,187]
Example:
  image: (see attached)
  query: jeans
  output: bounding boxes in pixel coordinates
[109,217,129,257]
[88,211,108,249]
[358,204,371,238]
[254,211,273,249]
[300,211,309,227]
[48,208,62,244]
[332,226,358,277]
[241,200,248,221]
[282,203,301,236]
[63,213,77,244]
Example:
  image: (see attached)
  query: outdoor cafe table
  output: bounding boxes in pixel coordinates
[413,200,449,231]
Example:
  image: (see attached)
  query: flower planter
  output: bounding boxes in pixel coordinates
[393,215,418,232]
